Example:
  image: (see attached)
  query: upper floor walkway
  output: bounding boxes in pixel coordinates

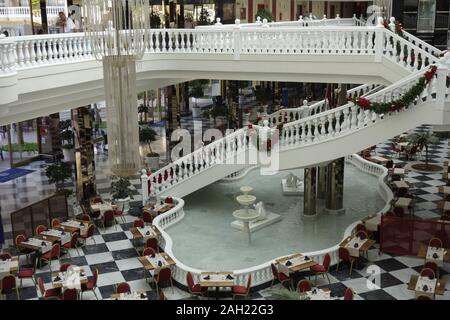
[0,17,447,126]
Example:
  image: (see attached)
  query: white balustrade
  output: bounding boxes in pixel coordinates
[0,6,64,18]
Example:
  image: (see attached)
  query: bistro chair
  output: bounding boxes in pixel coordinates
[154,267,173,295]
[61,288,78,300]
[62,232,79,258]
[101,210,117,230]
[270,263,292,289]
[51,218,61,229]
[115,282,131,294]
[81,214,91,223]
[344,288,354,300]
[232,275,252,300]
[396,187,409,198]
[1,274,19,300]
[186,272,207,297]
[423,262,439,279]
[420,268,436,280]
[0,253,12,260]
[79,224,96,246]
[92,196,103,204]
[18,255,37,289]
[393,206,405,218]
[114,200,130,224]
[80,268,99,300]
[336,247,356,276]
[297,279,312,293]
[355,230,368,240]
[35,225,47,235]
[416,295,432,300]
[133,219,145,228]
[159,292,167,300]
[429,237,443,249]
[142,247,156,257]
[145,237,158,252]
[355,224,367,234]
[39,243,60,272]
[15,234,33,263]
[143,210,154,225]
[309,253,331,284]
[59,263,72,273]
[37,277,61,299]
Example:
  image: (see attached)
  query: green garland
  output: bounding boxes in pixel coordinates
[352,65,437,114]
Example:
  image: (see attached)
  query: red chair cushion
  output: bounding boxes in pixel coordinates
[310,264,326,273]
[63,242,71,249]
[81,281,95,291]
[278,272,290,281]
[41,251,52,260]
[44,288,61,298]
[232,285,247,294]
[191,284,206,293]
[114,210,123,216]
[18,269,34,278]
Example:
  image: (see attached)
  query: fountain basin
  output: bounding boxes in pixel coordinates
[236,195,257,206]
[232,209,259,221]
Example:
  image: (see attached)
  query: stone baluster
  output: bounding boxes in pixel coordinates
[23,40,31,66]
[35,39,42,64]
[350,104,358,129]
[334,110,341,134]
[327,113,334,137]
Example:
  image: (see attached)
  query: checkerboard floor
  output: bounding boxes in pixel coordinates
[1,125,449,300]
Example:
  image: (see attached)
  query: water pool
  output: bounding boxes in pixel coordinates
[166,164,385,270]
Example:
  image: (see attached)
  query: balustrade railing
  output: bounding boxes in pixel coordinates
[0,6,64,18]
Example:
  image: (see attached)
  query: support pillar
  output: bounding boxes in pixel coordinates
[303,167,317,219]
[317,165,328,199]
[324,158,345,214]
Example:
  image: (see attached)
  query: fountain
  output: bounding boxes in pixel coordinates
[232,186,260,244]
[231,186,282,242]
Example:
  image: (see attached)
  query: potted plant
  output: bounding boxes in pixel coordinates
[255,8,275,22]
[45,160,73,197]
[197,7,212,26]
[138,104,149,124]
[59,119,75,162]
[185,12,194,28]
[189,79,208,118]
[140,125,160,170]
[110,176,134,202]
[407,132,440,171]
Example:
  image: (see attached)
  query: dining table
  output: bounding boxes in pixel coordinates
[0,256,19,279]
[392,180,409,189]
[129,224,160,240]
[36,229,71,245]
[408,275,447,298]
[299,288,335,300]
[275,253,317,274]
[199,271,235,299]
[394,197,413,213]
[60,219,90,236]
[110,291,148,300]
[417,243,450,264]
[18,237,53,254]
[340,236,375,269]
[368,156,389,165]
[51,267,88,289]
[137,251,176,271]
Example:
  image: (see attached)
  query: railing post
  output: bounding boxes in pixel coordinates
[141,169,149,205]
[0,34,16,75]
[374,17,384,63]
[436,53,450,108]
[388,17,396,33]
[233,19,241,61]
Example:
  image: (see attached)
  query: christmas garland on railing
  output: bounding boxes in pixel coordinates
[351,65,437,114]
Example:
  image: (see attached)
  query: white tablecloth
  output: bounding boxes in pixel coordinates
[415,276,437,295]
[137,226,157,238]
[345,237,368,257]
[305,289,332,300]
[201,273,234,284]
[426,247,446,266]
[365,215,381,232]
[53,270,87,289]
[114,292,147,300]
[90,203,114,216]
[41,229,71,245]
[23,238,52,253]
[146,253,169,269]
[0,259,17,279]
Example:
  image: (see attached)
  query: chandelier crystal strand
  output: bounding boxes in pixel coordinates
[83,0,149,177]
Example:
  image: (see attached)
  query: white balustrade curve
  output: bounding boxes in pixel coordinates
[151,153,392,288]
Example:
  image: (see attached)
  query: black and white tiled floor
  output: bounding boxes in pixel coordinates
[1,125,450,300]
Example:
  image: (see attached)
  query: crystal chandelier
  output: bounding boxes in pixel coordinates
[83,0,149,177]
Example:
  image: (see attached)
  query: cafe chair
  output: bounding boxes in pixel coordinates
[270,263,292,289]
[355,224,367,234]
[355,230,368,240]
[187,272,208,297]
[0,253,12,260]
[423,262,439,279]
[133,219,145,228]
[344,288,354,300]
[115,282,131,294]
[429,237,443,249]
[232,275,251,300]
[79,224,96,246]
[37,277,61,299]
[51,218,61,229]
[59,263,72,273]
[101,210,117,230]
[420,268,436,280]
[15,234,33,263]
[80,268,99,300]
[310,253,331,284]
[114,200,130,224]
[154,267,173,295]
[416,294,432,300]
[35,225,47,235]
[143,210,154,225]
[159,292,167,300]
[61,288,78,300]
[145,237,158,253]
[336,247,356,276]
[39,243,60,272]
[142,247,156,257]
[62,232,80,258]
[81,214,91,223]
[297,279,312,293]
[18,255,37,289]
[393,206,405,218]
[1,274,19,300]
[92,196,103,204]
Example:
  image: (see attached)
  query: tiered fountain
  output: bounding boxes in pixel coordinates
[232,186,260,244]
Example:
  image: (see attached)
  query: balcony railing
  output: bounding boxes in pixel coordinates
[0,6,64,18]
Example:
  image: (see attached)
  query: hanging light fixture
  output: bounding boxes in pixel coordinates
[83,0,149,177]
